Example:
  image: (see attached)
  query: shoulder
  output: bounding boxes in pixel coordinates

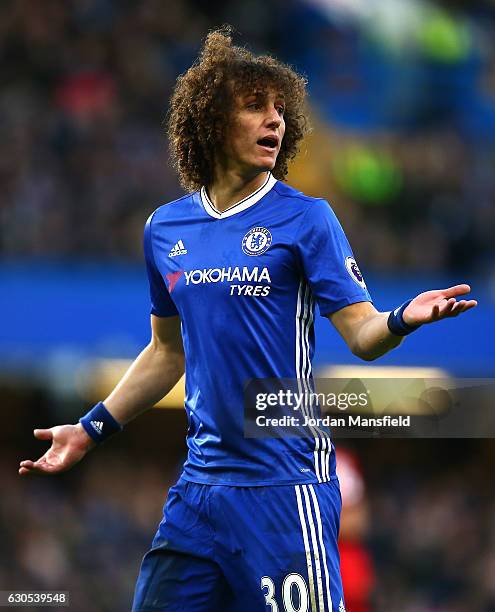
[148,191,199,222]
[272,181,337,222]
[147,191,197,227]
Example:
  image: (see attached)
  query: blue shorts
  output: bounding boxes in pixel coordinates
[132,477,345,612]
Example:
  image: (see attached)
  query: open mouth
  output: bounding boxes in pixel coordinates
[257,136,279,150]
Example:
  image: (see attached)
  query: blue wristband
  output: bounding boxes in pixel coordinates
[387,299,421,336]
[79,401,123,443]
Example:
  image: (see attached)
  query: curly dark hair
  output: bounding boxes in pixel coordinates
[167,27,310,191]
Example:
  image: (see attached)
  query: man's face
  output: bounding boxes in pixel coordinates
[220,88,286,175]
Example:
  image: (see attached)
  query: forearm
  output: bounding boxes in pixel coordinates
[349,311,404,361]
[102,340,184,425]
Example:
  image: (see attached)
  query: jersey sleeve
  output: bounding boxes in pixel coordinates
[295,199,372,316]
[143,213,179,317]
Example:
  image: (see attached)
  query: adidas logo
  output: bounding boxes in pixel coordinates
[169,240,187,257]
[91,420,103,434]
[339,599,346,612]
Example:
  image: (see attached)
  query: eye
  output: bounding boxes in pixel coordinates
[247,102,261,110]
[276,105,285,116]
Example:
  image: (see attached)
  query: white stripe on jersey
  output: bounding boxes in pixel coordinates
[295,484,333,611]
[295,485,317,611]
[309,484,333,611]
[302,485,325,611]
[302,284,329,483]
[296,282,320,482]
[296,280,332,482]
[301,284,323,482]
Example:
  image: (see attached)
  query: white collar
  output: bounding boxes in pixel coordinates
[200,173,277,219]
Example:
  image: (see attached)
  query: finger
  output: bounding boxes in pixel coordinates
[19,462,39,476]
[440,284,471,299]
[20,456,49,469]
[18,465,42,476]
[33,429,53,441]
[20,461,60,476]
[436,297,456,318]
[446,301,465,317]
[449,300,478,316]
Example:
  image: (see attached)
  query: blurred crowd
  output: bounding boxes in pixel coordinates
[359,440,495,611]
[2,439,495,611]
[1,451,177,612]
[0,0,494,272]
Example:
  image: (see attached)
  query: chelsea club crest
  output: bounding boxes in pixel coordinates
[242,227,272,256]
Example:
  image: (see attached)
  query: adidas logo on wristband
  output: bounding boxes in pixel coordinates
[80,402,123,443]
[91,420,104,434]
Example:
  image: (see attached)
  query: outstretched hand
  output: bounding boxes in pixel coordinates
[19,424,96,476]
[403,284,477,326]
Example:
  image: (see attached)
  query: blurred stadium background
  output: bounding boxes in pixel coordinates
[1,0,495,610]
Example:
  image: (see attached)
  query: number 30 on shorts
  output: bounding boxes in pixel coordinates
[261,574,309,612]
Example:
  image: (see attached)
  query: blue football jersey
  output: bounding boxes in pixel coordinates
[144,172,371,486]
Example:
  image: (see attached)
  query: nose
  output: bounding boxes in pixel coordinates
[265,106,282,128]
